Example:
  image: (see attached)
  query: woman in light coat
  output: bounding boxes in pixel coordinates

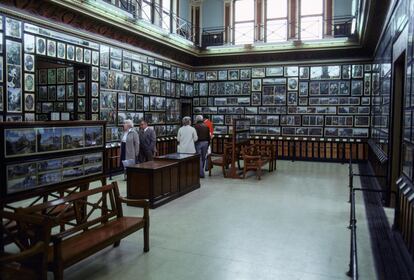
[121,119,140,164]
[177,116,198,153]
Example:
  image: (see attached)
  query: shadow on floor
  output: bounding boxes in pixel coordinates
[358,163,414,280]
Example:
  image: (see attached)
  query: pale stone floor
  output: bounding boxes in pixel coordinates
[59,160,376,280]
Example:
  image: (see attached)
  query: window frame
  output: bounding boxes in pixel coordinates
[141,0,154,23]
[264,0,289,43]
[299,0,325,40]
[232,0,256,45]
[161,0,172,31]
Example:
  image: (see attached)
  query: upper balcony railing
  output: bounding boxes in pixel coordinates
[202,15,356,48]
[97,0,195,43]
[91,1,357,50]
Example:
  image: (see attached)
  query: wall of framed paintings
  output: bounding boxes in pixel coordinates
[193,64,372,139]
[35,62,76,121]
[0,121,106,201]
[370,0,413,186]
[0,13,193,141]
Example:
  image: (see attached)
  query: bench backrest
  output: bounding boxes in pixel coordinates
[19,182,123,241]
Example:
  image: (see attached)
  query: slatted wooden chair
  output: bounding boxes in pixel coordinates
[257,144,277,172]
[1,211,52,280]
[242,145,271,180]
[208,143,233,177]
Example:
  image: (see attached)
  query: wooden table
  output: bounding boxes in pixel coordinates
[126,154,201,208]
[126,161,179,208]
[155,153,200,194]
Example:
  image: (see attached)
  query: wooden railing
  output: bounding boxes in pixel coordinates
[212,136,368,162]
[395,177,414,260]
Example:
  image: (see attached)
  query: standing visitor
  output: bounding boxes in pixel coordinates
[120,120,140,179]
[177,116,198,153]
[203,115,214,137]
[194,115,210,178]
[138,120,157,162]
[203,115,214,171]
[120,119,140,164]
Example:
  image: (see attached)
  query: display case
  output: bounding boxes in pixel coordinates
[0,121,106,202]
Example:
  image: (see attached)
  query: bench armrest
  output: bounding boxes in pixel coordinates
[117,197,149,209]
[118,197,150,223]
[0,242,46,264]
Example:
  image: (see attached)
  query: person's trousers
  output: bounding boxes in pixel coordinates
[195,141,209,178]
[120,142,126,167]
[139,149,154,163]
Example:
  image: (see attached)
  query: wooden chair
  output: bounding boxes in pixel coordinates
[1,211,52,280]
[242,145,271,180]
[208,144,233,177]
[257,144,277,172]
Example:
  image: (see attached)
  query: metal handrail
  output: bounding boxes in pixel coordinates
[202,15,356,47]
[88,2,357,47]
[347,158,394,280]
[99,0,195,42]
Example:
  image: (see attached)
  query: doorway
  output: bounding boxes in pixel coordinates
[389,30,407,205]
[181,98,192,119]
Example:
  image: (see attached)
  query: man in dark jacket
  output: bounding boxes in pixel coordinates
[138,120,157,162]
[194,115,210,178]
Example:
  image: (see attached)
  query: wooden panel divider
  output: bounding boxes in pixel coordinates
[211,136,368,162]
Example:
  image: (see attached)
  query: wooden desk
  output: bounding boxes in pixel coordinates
[155,153,200,194]
[126,161,179,208]
[126,154,201,208]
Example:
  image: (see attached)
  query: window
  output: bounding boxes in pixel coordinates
[266,0,288,42]
[142,0,153,22]
[233,0,255,45]
[229,0,335,45]
[300,0,324,40]
[161,0,171,31]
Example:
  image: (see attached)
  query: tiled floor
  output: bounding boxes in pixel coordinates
[62,160,376,280]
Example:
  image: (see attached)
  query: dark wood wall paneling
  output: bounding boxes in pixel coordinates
[369,0,414,262]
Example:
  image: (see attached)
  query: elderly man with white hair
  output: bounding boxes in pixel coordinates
[121,119,140,166]
[177,116,198,153]
[194,115,211,178]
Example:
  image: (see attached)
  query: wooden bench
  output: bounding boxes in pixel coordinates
[19,182,150,280]
[242,144,276,180]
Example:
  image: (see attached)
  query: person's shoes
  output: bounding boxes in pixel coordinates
[200,175,205,179]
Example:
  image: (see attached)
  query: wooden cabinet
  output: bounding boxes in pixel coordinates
[126,153,200,208]
[126,161,179,208]
[155,153,200,194]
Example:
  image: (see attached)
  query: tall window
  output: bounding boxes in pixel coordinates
[233,0,255,45]
[300,0,324,40]
[142,0,153,22]
[161,0,171,31]
[266,0,288,42]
